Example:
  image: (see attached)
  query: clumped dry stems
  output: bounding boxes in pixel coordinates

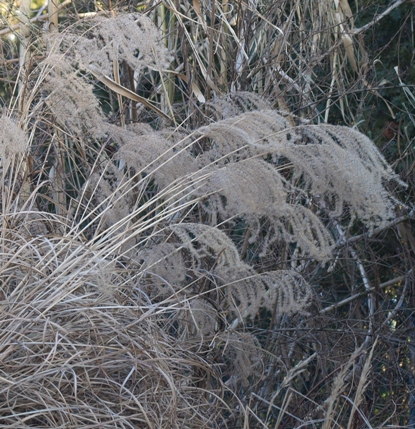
[0,4,410,428]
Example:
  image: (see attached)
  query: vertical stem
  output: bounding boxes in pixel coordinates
[218,0,229,89]
[48,0,59,31]
[47,0,66,219]
[158,1,167,112]
[17,0,32,204]
[112,52,125,127]
[18,0,31,111]
[335,223,374,349]
[127,66,138,122]
[325,51,338,123]
[157,2,175,121]
[166,6,177,106]
[207,0,216,99]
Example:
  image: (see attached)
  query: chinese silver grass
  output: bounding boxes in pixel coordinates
[196,109,298,166]
[0,113,27,160]
[44,13,172,76]
[218,331,264,389]
[202,91,273,121]
[0,228,225,428]
[0,112,29,212]
[139,242,186,297]
[180,297,219,337]
[39,55,108,138]
[112,123,198,192]
[87,13,172,74]
[280,124,405,228]
[195,109,404,234]
[214,266,313,320]
[168,222,242,269]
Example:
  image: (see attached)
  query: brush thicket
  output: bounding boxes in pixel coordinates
[0,2,410,428]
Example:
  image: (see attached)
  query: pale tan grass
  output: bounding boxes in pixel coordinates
[0,228,224,428]
[0,4,409,428]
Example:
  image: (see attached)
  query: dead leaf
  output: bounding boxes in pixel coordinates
[87,65,172,121]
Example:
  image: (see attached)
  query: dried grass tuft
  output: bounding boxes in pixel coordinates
[0,113,27,159]
[0,228,223,428]
[0,5,407,428]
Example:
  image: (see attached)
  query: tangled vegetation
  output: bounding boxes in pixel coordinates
[0,0,414,428]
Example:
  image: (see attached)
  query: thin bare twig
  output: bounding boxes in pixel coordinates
[320,270,412,314]
[353,0,406,35]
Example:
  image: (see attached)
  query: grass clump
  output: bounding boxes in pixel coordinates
[0,3,411,428]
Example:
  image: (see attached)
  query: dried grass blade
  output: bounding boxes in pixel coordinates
[87,66,172,121]
[346,338,378,429]
[192,0,207,31]
[342,34,357,72]
[112,49,125,127]
[175,72,205,103]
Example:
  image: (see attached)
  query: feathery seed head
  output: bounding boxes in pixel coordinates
[0,114,26,160]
